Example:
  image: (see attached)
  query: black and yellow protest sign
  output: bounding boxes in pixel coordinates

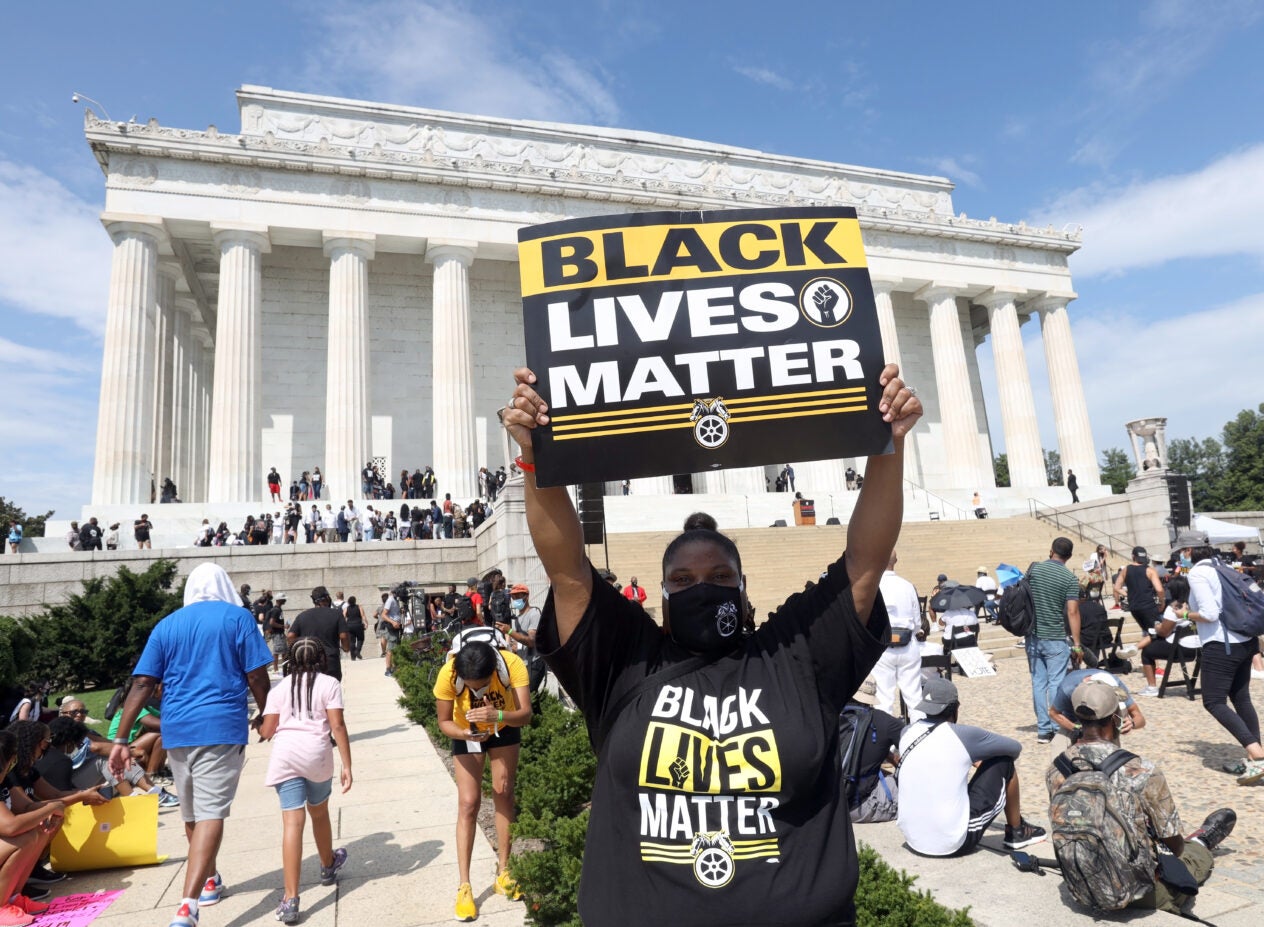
[517,207,891,488]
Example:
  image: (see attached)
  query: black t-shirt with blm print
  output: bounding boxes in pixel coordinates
[538,555,887,927]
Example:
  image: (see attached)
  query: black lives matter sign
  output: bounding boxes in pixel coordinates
[517,207,891,488]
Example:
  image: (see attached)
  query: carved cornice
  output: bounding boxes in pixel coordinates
[85,103,1082,256]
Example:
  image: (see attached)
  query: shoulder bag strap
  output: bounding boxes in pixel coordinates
[1094,749,1137,778]
[593,654,713,756]
[894,721,942,779]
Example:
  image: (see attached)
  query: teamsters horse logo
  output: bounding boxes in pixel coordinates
[690,397,731,449]
[691,831,736,888]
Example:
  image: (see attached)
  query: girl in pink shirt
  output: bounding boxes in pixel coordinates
[260,638,353,924]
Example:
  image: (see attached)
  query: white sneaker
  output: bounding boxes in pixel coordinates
[1137,686,1160,697]
[1251,669,1264,680]
[1118,644,1137,655]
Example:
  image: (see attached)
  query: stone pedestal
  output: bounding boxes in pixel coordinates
[207,225,269,503]
[324,233,376,504]
[979,288,1045,488]
[91,217,163,505]
[429,241,478,501]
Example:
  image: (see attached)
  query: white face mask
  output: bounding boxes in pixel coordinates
[469,684,490,699]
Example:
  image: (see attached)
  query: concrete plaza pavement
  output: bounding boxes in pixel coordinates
[57,654,527,927]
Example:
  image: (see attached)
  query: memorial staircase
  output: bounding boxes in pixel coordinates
[589,516,1135,660]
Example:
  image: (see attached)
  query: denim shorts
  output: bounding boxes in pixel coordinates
[274,776,333,811]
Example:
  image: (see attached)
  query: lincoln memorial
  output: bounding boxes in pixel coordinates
[81,86,1102,529]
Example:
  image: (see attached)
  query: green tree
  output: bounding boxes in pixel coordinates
[0,497,53,538]
[1044,449,1062,487]
[1167,436,1226,511]
[992,453,1010,488]
[0,619,38,689]
[23,559,185,690]
[1098,447,1133,495]
[1219,403,1264,510]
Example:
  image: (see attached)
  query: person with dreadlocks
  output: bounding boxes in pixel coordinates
[6,720,113,812]
[433,640,532,921]
[259,637,353,925]
[0,728,64,925]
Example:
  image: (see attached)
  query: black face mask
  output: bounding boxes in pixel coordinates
[663,582,745,654]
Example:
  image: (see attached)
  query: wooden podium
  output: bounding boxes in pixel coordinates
[793,498,816,526]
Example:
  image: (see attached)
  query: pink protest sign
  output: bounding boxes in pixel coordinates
[29,890,123,927]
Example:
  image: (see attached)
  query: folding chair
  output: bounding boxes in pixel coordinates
[1157,627,1202,700]
[921,653,952,680]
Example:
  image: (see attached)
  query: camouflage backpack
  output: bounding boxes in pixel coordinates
[1049,749,1154,910]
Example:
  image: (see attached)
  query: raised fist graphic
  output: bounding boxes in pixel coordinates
[812,284,839,323]
[669,757,690,789]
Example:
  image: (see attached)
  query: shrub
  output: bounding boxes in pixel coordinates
[0,618,38,689]
[515,693,595,821]
[509,810,587,927]
[23,560,185,690]
[855,843,973,926]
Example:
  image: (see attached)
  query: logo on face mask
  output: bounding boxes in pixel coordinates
[664,582,745,654]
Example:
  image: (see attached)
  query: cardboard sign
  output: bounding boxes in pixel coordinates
[517,207,891,487]
[50,792,167,871]
[950,647,997,678]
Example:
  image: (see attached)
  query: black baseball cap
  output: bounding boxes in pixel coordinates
[1131,546,1149,564]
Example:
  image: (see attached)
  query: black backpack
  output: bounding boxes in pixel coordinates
[455,595,476,623]
[998,567,1036,637]
[838,703,876,808]
[488,589,511,625]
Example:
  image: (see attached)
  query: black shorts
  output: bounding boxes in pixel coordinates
[955,756,1014,855]
[1130,608,1160,634]
[451,726,521,755]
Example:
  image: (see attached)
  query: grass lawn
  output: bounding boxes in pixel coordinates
[52,687,116,736]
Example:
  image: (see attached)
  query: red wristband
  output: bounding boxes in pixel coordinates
[515,456,535,472]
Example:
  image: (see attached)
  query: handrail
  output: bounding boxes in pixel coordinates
[904,478,970,521]
[1026,498,1134,557]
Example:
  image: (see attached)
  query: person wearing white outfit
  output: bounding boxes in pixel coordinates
[874,552,923,718]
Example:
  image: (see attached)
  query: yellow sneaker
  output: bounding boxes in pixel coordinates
[454,882,477,921]
[494,869,522,901]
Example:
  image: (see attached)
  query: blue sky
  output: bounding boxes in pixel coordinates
[3,0,1263,517]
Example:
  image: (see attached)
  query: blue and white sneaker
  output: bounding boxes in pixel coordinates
[157,788,181,809]
[198,873,224,905]
[320,847,348,885]
[169,901,199,927]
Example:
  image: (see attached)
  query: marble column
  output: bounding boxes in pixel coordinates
[91,217,163,505]
[1037,294,1101,483]
[150,264,179,494]
[428,241,478,501]
[207,225,269,502]
[919,282,986,489]
[870,275,904,370]
[323,233,376,502]
[977,288,1045,488]
[192,328,214,502]
[168,303,196,500]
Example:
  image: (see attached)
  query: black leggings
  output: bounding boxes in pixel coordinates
[348,628,365,659]
[1141,638,1174,668]
[1200,637,1261,748]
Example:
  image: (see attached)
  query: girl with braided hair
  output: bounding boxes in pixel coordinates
[259,637,352,924]
[6,720,110,810]
[0,728,64,923]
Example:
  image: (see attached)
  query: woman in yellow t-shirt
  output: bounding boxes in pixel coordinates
[433,641,532,921]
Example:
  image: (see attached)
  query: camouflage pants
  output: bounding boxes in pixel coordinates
[1130,841,1213,914]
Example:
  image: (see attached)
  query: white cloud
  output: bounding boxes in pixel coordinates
[0,159,110,334]
[977,293,1264,463]
[1070,0,1261,167]
[1032,144,1264,277]
[305,0,621,125]
[917,156,982,189]
[733,66,796,92]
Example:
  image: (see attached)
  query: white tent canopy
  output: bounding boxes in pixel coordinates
[1192,514,1262,545]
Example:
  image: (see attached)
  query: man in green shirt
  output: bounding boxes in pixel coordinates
[1027,537,1083,745]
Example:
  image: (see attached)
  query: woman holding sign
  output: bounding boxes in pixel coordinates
[502,362,920,927]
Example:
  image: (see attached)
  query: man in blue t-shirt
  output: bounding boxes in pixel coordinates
[110,562,272,927]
